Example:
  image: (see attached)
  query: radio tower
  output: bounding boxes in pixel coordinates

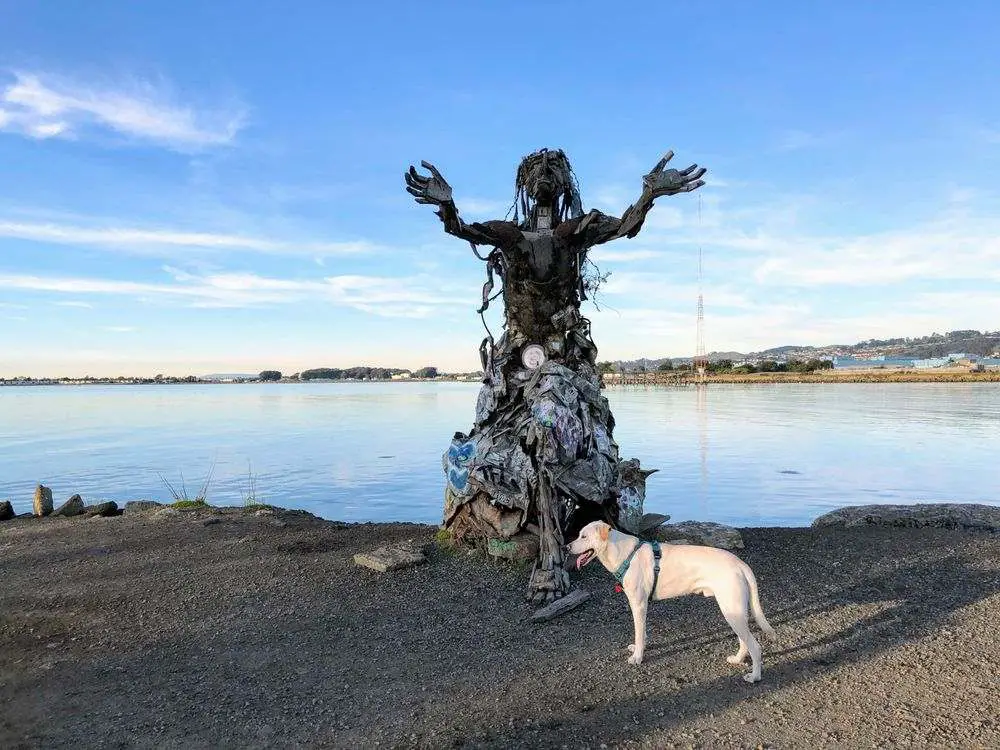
[694,195,707,378]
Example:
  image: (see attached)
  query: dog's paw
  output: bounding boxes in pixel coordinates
[626,644,636,654]
[727,654,747,665]
[627,653,643,666]
[742,672,761,684]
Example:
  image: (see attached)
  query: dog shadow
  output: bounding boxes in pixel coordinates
[495,535,999,748]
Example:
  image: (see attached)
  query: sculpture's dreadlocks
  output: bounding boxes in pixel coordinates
[511,148,584,227]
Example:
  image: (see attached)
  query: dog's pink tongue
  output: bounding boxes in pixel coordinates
[575,552,590,570]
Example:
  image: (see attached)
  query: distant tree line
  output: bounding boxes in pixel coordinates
[296,366,439,381]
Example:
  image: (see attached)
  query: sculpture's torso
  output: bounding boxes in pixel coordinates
[481,220,587,350]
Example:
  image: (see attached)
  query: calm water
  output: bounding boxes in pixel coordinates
[1,382,998,527]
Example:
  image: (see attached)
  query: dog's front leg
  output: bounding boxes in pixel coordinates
[626,593,648,665]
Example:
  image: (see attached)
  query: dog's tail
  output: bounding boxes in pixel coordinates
[741,562,777,640]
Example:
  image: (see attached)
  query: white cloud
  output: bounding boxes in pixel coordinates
[54,300,93,308]
[0,218,376,256]
[750,216,1000,286]
[587,248,661,262]
[0,268,467,318]
[0,71,245,150]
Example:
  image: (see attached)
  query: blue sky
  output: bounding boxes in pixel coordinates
[1,1,998,377]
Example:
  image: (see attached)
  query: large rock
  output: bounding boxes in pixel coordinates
[655,521,744,550]
[83,501,119,517]
[812,503,1000,531]
[33,485,53,517]
[0,500,13,521]
[487,532,539,561]
[353,545,427,573]
[124,500,163,515]
[52,494,85,517]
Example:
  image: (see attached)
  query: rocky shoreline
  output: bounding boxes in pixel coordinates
[2,499,999,748]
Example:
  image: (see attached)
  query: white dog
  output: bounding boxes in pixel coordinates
[566,521,776,683]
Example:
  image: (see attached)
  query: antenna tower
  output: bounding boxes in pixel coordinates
[694,195,707,378]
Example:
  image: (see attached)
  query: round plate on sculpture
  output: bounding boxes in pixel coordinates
[521,344,546,369]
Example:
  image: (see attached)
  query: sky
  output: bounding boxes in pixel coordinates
[1,1,999,377]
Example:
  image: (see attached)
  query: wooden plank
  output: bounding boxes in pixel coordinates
[531,587,590,622]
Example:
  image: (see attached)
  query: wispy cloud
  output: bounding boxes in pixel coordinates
[750,216,1000,286]
[0,268,467,318]
[0,218,376,256]
[0,71,245,150]
[588,248,661,262]
[54,300,94,308]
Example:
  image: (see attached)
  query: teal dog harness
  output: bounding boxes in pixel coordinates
[613,539,662,601]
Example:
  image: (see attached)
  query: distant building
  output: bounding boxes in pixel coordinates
[912,357,952,369]
[391,372,412,380]
[833,355,914,369]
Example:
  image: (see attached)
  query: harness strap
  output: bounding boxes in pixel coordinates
[613,539,663,602]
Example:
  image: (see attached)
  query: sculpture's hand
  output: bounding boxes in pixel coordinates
[642,151,707,198]
[405,160,455,206]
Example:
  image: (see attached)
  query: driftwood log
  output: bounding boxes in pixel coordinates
[405,148,707,604]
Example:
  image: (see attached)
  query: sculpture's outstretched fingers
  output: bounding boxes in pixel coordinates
[420,160,446,182]
[651,151,674,173]
[406,166,428,187]
[681,179,707,192]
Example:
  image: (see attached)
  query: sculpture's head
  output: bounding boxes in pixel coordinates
[514,148,583,228]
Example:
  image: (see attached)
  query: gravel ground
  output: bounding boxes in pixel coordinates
[1,507,998,749]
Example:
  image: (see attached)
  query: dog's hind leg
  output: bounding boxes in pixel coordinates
[726,639,749,666]
[717,587,762,682]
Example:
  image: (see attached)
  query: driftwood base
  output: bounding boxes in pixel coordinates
[531,587,590,622]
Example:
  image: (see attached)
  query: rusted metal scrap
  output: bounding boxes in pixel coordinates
[405,148,707,604]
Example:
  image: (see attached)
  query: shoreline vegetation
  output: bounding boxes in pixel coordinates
[3,367,1000,386]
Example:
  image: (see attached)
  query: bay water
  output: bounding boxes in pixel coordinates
[1,382,997,526]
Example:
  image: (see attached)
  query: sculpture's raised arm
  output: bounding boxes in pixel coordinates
[405,161,502,248]
[576,151,706,246]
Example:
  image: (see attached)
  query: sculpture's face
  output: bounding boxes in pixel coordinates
[519,149,570,204]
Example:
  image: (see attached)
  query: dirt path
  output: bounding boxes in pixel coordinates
[2,507,998,749]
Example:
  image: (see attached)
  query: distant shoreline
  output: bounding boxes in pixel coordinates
[604,368,1000,385]
[4,369,1000,386]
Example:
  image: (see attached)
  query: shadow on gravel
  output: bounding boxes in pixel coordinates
[491,541,999,748]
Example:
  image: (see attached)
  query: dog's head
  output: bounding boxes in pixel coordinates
[566,520,611,570]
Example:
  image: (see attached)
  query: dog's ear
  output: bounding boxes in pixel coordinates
[598,523,609,542]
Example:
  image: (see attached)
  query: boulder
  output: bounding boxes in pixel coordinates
[124,500,163,515]
[353,545,427,573]
[33,485,53,517]
[52,494,85,518]
[487,532,539,561]
[83,501,119,517]
[0,500,14,521]
[655,521,744,550]
[812,503,1000,531]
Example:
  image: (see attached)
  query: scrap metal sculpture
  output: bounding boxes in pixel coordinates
[405,148,706,603]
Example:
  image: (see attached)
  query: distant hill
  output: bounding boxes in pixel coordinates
[610,329,1000,370]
